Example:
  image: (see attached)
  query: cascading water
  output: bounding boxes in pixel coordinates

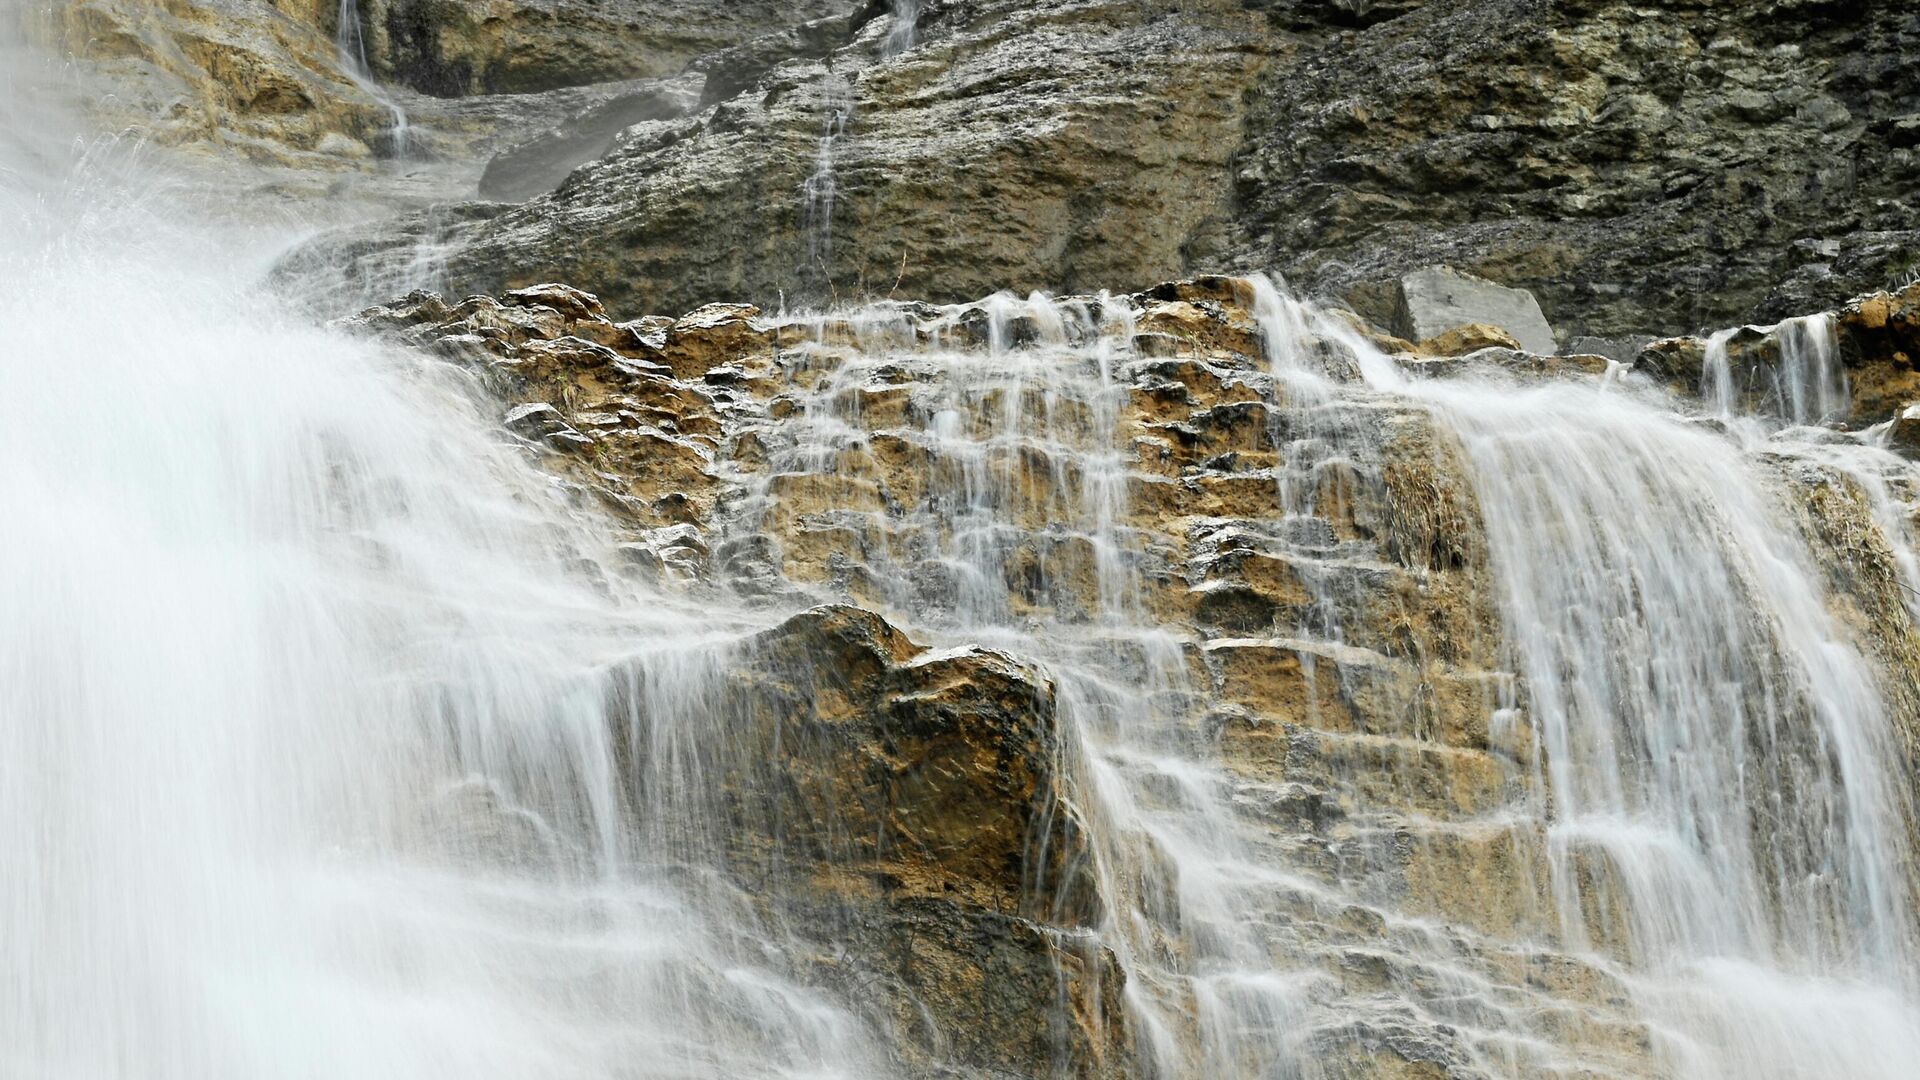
[1268,279,1920,1077]
[1702,312,1847,425]
[334,0,410,157]
[14,0,1920,1073]
[749,292,1329,1076]
[0,31,874,1080]
[1410,379,1920,1077]
[884,0,924,57]
[798,12,920,295]
[800,76,851,288]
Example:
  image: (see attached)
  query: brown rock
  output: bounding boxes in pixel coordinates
[1416,322,1523,357]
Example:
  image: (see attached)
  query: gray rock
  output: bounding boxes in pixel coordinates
[285,0,1920,341]
[361,0,861,96]
[1567,334,1654,365]
[1392,266,1556,355]
[289,0,1273,315]
[503,401,593,450]
[478,74,703,201]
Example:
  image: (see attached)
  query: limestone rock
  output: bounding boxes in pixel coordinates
[1835,281,1920,422]
[1392,267,1556,356]
[283,0,1920,339]
[1245,2,1920,339]
[617,603,1128,1077]
[362,0,860,96]
[53,0,398,165]
[1886,406,1920,458]
[293,0,1273,314]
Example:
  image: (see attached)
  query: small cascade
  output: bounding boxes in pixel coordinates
[334,0,410,157]
[1259,288,1920,1078]
[1702,311,1847,425]
[883,0,924,57]
[731,291,1336,1075]
[800,74,853,290]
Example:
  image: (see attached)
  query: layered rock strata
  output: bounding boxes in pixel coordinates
[348,275,1920,1078]
[300,0,1919,341]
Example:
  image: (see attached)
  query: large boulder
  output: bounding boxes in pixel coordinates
[1391,266,1557,355]
[616,604,1130,1078]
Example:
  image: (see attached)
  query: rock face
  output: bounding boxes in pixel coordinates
[614,604,1127,1078]
[289,0,1919,340]
[50,0,398,165]
[1391,266,1557,355]
[293,0,1274,313]
[345,273,1920,1077]
[1239,0,1920,339]
[359,0,858,96]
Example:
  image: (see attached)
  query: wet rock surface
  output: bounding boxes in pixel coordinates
[345,275,1920,1076]
[282,0,1917,340]
[295,0,1275,312]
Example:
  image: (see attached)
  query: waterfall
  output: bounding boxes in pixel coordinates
[1702,313,1847,425]
[1271,283,1920,1078]
[800,83,850,287]
[334,0,410,157]
[754,293,1326,1075]
[14,4,1920,1074]
[799,3,922,293]
[883,0,923,58]
[0,43,873,1080]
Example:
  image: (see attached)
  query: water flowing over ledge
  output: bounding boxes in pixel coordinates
[9,6,1920,1077]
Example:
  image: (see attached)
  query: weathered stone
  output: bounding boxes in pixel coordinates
[295,0,1274,314]
[1415,322,1521,357]
[614,604,1128,1077]
[1835,282,1920,422]
[1392,267,1556,356]
[362,0,859,96]
[1888,408,1920,457]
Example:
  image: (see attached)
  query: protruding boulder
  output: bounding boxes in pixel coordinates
[1392,266,1557,357]
[1886,405,1920,457]
[615,604,1128,1077]
[1836,282,1920,422]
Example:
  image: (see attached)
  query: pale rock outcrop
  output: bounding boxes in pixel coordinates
[1391,266,1557,356]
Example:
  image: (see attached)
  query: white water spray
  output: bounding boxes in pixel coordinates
[0,36,876,1080]
[1702,312,1846,425]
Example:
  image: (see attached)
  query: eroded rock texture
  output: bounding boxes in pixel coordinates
[294,0,1918,342]
[359,0,858,96]
[347,276,1920,1078]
